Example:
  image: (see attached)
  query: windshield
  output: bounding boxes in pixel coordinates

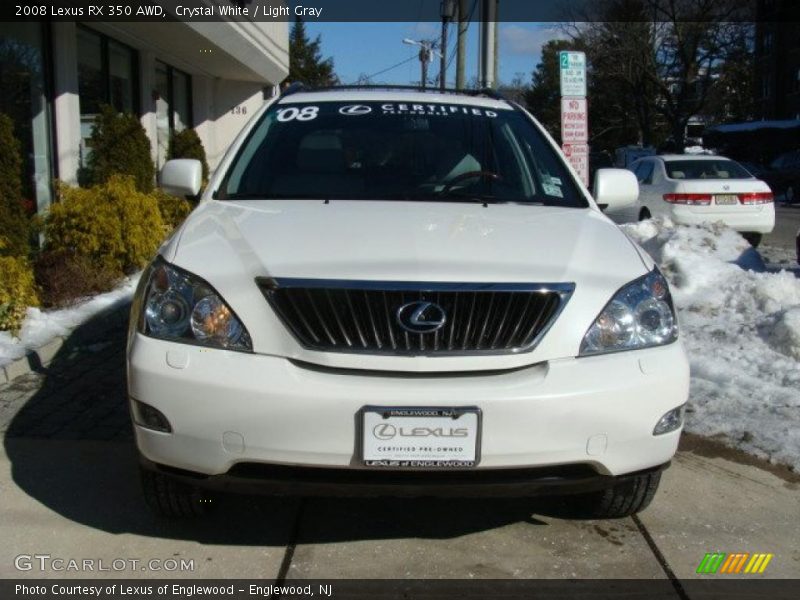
[664,159,752,180]
[217,100,586,207]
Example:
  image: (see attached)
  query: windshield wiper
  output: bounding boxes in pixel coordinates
[405,193,505,206]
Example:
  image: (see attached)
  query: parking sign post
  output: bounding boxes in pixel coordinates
[559,51,589,186]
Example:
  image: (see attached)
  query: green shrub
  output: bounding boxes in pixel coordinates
[154,188,192,230]
[0,113,30,258]
[83,105,155,193]
[34,250,119,308]
[169,128,210,183]
[0,237,38,333]
[41,176,166,275]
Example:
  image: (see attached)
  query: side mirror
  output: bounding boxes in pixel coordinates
[592,168,639,211]
[160,159,202,197]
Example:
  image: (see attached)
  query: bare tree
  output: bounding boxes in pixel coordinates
[567,0,754,149]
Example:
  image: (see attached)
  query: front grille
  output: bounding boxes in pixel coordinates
[259,279,573,355]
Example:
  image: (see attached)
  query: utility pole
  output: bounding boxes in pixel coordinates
[479,0,497,89]
[404,38,435,89]
[456,0,467,89]
[440,0,456,90]
[420,45,430,89]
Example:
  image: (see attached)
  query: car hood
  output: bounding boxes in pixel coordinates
[165,199,649,371]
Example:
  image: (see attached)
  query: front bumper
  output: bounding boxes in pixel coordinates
[128,333,690,481]
[139,454,670,498]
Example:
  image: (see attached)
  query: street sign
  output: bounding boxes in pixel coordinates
[561,97,588,143]
[559,51,586,97]
[563,143,589,186]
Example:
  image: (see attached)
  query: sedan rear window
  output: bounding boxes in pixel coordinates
[217,101,586,207]
[665,159,752,180]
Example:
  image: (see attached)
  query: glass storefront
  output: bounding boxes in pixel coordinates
[77,26,137,166]
[154,60,192,168]
[0,22,54,213]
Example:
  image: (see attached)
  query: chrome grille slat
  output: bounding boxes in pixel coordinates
[305,288,337,346]
[363,290,382,349]
[325,290,352,347]
[260,279,573,356]
[491,293,515,349]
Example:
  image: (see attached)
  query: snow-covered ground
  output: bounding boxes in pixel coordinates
[623,218,800,471]
[0,275,140,367]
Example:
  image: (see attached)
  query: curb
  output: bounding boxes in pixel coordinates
[0,301,131,386]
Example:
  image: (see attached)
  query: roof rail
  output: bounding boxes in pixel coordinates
[280,82,308,97]
[280,83,508,101]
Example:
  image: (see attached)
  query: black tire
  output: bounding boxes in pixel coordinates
[742,232,762,248]
[140,467,208,518]
[562,471,662,519]
[638,208,651,221]
[787,186,795,203]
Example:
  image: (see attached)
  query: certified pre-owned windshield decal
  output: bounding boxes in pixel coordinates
[380,103,498,117]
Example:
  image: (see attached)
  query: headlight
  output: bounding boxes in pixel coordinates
[137,258,252,351]
[580,269,677,356]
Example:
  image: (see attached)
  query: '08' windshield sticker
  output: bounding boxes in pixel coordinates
[276,106,319,122]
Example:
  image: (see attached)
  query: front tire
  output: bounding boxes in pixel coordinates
[140,467,208,518]
[638,208,651,221]
[560,471,662,519]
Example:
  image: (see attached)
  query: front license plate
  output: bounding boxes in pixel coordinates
[714,194,738,205]
[361,407,481,468]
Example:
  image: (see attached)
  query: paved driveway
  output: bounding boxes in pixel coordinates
[1,316,798,586]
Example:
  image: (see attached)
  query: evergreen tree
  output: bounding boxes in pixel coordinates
[289,18,338,87]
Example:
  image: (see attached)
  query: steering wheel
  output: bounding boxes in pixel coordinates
[440,170,503,195]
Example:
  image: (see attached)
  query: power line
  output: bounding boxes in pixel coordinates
[353,54,418,84]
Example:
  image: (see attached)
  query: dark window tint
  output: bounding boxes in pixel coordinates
[665,159,752,180]
[219,101,586,207]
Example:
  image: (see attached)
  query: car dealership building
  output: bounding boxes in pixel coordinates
[0,18,288,214]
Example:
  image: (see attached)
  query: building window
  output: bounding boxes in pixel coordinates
[0,22,54,214]
[77,26,138,163]
[153,60,192,168]
[762,31,774,54]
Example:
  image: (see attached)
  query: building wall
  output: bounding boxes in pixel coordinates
[755,1,800,120]
[43,20,288,201]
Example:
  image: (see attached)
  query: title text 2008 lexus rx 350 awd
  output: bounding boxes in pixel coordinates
[128,86,689,518]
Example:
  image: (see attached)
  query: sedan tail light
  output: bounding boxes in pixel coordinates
[663,193,712,205]
[663,192,773,206]
[738,192,773,205]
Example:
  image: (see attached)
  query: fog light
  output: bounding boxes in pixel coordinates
[653,404,685,435]
[132,399,172,433]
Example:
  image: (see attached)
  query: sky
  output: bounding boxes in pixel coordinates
[305,22,566,87]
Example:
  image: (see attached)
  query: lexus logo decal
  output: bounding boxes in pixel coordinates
[338,104,372,116]
[372,423,397,440]
[396,301,447,334]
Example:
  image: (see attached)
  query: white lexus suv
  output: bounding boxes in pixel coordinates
[128,86,689,519]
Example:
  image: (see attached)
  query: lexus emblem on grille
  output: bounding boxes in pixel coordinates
[396,301,447,333]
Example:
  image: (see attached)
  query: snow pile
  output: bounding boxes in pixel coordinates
[0,275,140,367]
[623,218,800,470]
[683,146,714,155]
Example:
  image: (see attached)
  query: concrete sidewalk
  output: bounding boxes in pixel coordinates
[1,438,797,581]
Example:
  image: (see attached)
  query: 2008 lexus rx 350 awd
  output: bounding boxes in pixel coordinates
[128,86,689,518]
